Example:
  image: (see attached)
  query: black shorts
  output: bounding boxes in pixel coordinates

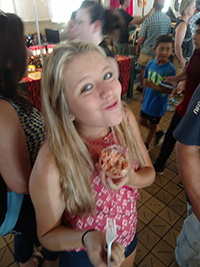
[140,111,161,125]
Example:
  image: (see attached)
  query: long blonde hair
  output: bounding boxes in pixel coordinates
[41,41,144,215]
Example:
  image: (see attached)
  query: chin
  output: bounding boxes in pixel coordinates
[110,115,123,127]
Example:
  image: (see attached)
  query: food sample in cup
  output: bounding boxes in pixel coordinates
[99,145,129,179]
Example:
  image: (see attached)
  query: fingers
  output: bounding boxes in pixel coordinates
[109,243,125,267]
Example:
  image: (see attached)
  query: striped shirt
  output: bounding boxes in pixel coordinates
[189,12,200,37]
[139,11,171,57]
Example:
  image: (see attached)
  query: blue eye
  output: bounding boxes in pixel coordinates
[81,84,92,93]
[104,72,112,80]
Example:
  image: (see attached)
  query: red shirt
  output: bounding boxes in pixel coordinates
[176,49,200,117]
[62,131,139,251]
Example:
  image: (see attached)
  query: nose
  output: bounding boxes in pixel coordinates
[98,79,120,99]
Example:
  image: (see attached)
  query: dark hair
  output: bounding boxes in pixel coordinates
[0,13,30,107]
[155,35,173,48]
[196,18,200,25]
[119,0,126,5]
[70,10,77,20]
[80,1,121,35]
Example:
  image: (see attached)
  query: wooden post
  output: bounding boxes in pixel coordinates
[142,0,144,17]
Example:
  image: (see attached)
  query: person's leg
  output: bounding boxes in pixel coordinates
[14,195,59,266]
[154,112,182,172]
[14,234,34,266]
[139,117,149,129]
[137,53,153,89]
[121,234,138,267]
[140,66,145,88]
[14,195,37,264]
[145,122,157,146]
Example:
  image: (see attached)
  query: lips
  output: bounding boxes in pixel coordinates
[104,100,118,110]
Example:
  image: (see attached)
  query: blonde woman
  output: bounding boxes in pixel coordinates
[172,0,196,74]
[29,41,155,267]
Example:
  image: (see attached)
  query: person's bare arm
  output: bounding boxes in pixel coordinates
[0,100,31,193]
[176,142,200,220]
[29,143,125,266]
[164,70,187,85]
[136,35,145,55]
[99,107,155,191]
[144,78,172,94]
[174,22,187,64]
[130,8,154,25]
[29,143,83,251]
[124,107,155,188]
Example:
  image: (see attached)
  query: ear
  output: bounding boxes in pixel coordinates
[69,113,75,121]
[92,20,101,34]
[153,47,156,53]
[107,57,120,79]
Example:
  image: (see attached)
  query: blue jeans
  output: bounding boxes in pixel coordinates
[13,195,59,263]
[59,234,137,267]
[175,203,200,266]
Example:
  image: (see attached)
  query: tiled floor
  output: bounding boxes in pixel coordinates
[126,88,186,267]
[0,87,186,267]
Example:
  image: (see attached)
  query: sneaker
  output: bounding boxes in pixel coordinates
[154,130,165,146]
[167,104,175,112]
[169,98,180,106]
[153,163,164,174]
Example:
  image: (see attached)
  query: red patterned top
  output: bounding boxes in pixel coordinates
[62,131,140,251]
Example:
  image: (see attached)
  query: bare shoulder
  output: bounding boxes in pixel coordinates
[176,21,187,32]
[0,99,20,127]
[123,106,138,128]
[29,142,60,195]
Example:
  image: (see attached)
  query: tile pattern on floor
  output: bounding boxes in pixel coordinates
[126,89,186,267]
[0,88,186,266]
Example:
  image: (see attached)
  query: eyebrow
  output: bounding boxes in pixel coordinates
[75,65,111,86]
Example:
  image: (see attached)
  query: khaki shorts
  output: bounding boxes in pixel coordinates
[138,53,154,67]
[171,54,187,75]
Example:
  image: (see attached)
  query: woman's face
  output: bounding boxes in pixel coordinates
[186,2,196,17]
[75,8,95,42]
[66,18,78,40]
[63,51,122,137]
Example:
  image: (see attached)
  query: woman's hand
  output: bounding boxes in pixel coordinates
[98,147,136,191]
[84,230,125,267]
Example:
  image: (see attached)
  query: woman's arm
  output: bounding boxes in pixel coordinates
[29,144,82,251]
[124,108,155,188]
[0,100,31,193]
[174,22,187,63]
[101,108,155,191]
[29,143,125,266]
[131,8,154,25]
[144,78,172,94]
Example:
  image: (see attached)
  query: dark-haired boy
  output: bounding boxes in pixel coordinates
[139,35,176,151]
[154,18,200,174]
